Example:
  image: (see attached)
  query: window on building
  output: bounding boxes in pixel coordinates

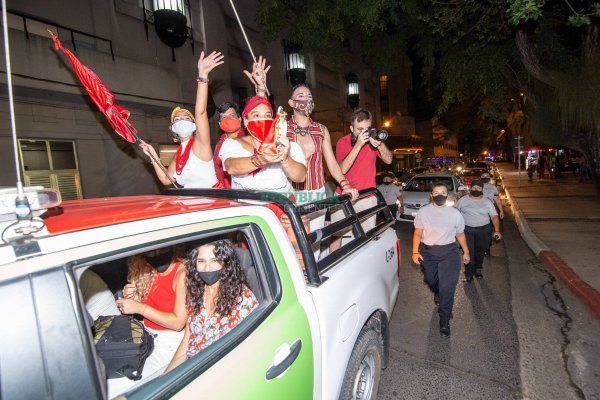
[19,139,83,200]
[379,75,389,118]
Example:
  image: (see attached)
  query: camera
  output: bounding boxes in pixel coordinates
[367,127,388,141]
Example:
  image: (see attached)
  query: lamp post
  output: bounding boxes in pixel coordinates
[284,41,306,86]
[152,0,190,49]
[346,73,359,109]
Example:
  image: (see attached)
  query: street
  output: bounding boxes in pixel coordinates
[379,204,600,399]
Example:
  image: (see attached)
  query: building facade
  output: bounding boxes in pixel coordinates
[0,0,412,198]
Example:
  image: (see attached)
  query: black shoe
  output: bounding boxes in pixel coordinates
[475,270,483,278]
[440,317,450,337]
[463,276,474,283]
[434,292,440,306]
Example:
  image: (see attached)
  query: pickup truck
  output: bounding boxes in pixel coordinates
[0,187,400,400]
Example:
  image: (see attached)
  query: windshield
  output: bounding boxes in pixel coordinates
[404,177,454,192]
[461,169,487,177]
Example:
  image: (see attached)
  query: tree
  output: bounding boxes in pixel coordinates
[256,0,600,193]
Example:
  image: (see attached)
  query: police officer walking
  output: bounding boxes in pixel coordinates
[412,182,470,337]
[456,179,502,282]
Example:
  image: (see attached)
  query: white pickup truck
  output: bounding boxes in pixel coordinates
[0,188,400,400]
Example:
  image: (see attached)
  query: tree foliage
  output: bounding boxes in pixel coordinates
[257,0,600,193]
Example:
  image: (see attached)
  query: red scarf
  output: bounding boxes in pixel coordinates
[175,137,194,175]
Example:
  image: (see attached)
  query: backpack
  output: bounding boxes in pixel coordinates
[93,315,155,380]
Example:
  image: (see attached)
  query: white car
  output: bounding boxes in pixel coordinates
[398,172,468,222]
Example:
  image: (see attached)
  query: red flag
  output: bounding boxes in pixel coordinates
[50,33,138,143]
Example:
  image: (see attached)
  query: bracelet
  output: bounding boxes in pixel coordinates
[339,179,349,185]
[250,154,266,168]
[412,252,420,254]
[196,76,209,83]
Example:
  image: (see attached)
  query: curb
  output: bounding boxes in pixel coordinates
[500,171,600,321]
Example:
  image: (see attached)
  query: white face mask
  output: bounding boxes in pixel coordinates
[171,120,196,138]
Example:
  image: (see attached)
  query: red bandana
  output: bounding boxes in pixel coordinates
[175,137,194,175]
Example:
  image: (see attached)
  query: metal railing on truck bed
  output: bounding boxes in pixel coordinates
[164,188,395,287]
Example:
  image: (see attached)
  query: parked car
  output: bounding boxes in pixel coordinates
[0,187,399,400]
[398,172,468,221]
[459,167,489,186]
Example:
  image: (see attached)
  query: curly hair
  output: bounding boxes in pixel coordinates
[185,239,246,316]
[128,246,184,301]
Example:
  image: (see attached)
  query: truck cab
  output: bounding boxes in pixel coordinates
[0,188,399,400]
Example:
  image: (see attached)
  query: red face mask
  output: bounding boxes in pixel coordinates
[219,117,241,133]
[246,118,279,155]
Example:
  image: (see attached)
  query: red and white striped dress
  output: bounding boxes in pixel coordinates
[286,117,325,192]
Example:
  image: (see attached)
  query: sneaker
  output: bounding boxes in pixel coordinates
[439,317,450,337]
[463,276,474,283]
[434,292,440,306]
[475,270,483,278]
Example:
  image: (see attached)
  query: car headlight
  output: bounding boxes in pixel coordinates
[445,199,455,207]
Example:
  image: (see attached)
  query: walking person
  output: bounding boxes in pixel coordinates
[412,182,470,337]
[480,171,503,219]
[456,179,501,282]
[537,155,546,180]
[377,172,402,219]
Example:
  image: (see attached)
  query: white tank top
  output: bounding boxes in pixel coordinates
[173,142,218,188]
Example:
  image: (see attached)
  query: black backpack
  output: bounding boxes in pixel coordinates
[93,315,155,380]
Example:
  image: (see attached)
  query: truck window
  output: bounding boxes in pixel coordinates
[74,225,280,399]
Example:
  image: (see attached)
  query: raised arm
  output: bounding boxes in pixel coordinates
[243,56,271,98]
[339,131,369,174]
[193,51,224,162]
[139,140,177,186]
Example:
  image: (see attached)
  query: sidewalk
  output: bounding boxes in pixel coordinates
[496,163,600,320]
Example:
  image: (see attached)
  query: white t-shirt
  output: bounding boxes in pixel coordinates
[456,195,497,227]
[377,183,401,205]
[219,138,306,194]
[173,140,218,188]
[483,183,499,200]
[414,204,465,246]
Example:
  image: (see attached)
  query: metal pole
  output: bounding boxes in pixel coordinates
[2,0,24,197]
[517,136,522,187]
[228,0,256,62]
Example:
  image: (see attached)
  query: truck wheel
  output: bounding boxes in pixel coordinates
[339,328,382,400]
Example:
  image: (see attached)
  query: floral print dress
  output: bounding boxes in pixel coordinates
[186,286,258,358]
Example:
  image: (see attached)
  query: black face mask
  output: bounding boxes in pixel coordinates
[146,249,173,273]
[470,189,483,197]
[481,177,490,183]
[432,195,447,206]
[197,269,222,286]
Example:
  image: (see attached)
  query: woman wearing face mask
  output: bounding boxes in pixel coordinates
[164,239,258,373]
[139,51,223,188]
[218,95,306,193]
[412,182,470,338]
[455,179,501,282]
[108,246,187,397]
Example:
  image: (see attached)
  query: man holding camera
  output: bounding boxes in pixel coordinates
[330,108,393,250]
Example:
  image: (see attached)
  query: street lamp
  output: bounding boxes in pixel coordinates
[152,0,190,48]
[346,73,359,109]
[284,41,306,86]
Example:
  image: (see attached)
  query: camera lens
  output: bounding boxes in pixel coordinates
[369,129,388,141]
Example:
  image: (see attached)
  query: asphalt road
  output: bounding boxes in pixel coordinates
[378,206,600,400]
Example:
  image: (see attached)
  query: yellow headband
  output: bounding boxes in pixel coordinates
[170,107,195,123]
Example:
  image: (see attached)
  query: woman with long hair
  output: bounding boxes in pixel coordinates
[165,239,258,372]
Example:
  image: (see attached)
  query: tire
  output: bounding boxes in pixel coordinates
[338,329,383,400]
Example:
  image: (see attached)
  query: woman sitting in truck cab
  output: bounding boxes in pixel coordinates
[164,239,258,373]
[108,246,188,397]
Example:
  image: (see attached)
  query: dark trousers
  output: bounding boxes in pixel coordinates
[387,204,399,218]
[464,224,492,278]
[420,243,461,319]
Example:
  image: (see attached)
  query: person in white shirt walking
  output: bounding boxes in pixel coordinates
[412,182,470,337]
[456,179,502,282]
[377,173,402,219]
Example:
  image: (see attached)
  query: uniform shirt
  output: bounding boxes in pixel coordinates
[377,183,401,206]
[483,183,499,201]
[219,138,306,193]
[456,195,497,227]
[414,204,465,246]
[335,134,380,192]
